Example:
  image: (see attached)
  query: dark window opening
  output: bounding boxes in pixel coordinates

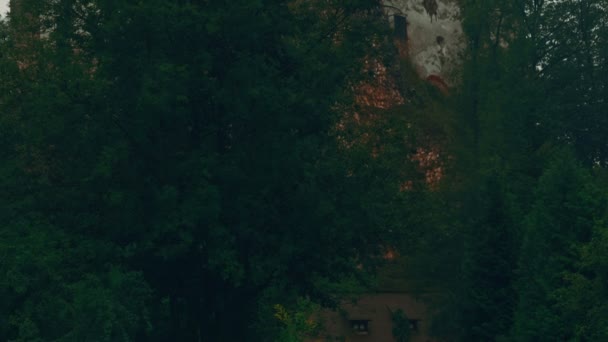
[394,15,407,41]
[409,319,420,332]
[350,320,370,335]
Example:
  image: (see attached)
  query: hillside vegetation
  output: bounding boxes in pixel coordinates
[1,0,607,341]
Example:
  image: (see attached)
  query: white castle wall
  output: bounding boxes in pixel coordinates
[384,0,465,85]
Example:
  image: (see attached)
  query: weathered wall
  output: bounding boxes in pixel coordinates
[383,0,464,86]
[311,293,440,342]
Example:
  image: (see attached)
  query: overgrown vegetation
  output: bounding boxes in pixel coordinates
[1,0,608,341]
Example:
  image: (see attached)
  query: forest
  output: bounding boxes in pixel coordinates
[1,0,607,341]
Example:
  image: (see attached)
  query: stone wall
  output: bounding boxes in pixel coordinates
[383,0,465,86]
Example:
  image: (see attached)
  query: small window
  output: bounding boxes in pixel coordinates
[350,320,370,335]
[409,319,420,332]
[394,15,407,41]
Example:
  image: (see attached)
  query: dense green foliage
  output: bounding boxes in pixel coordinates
[0,0,408,340]
[2,0,608,341]
[391,308,411,342]
[421,1,608,341]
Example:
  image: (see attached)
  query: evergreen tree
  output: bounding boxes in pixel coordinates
[513,150,602,341]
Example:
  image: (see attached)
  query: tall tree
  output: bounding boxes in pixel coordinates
[513,150,602,341]
[0,0,407,341]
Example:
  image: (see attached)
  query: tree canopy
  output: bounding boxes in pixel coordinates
[2,0,608,341]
